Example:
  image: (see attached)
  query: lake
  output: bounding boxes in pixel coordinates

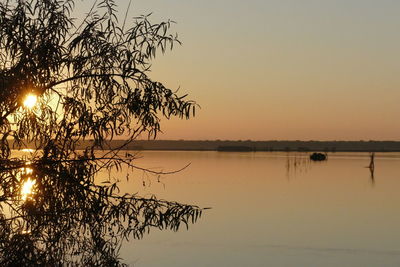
[109,151,400,266]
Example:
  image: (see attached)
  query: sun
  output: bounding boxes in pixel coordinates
[23,93,38,109]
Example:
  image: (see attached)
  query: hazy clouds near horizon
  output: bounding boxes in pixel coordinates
[76,0,400,141]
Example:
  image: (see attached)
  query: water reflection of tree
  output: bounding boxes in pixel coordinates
[0,1,203,265]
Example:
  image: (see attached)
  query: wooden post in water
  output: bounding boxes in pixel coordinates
[369,152,375,181]
[369,153,375,171]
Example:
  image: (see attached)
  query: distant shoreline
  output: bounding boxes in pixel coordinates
[80,140,400,152]
[16,140,400,152]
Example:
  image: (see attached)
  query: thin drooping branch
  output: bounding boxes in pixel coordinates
[46,72,143,90]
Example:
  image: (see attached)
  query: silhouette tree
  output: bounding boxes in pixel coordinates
[0,0,202,265]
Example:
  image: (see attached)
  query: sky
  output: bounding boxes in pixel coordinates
[77,0,400,141]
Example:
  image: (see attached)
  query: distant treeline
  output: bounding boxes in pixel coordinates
[15,140,400,152]
[74,140,400,152]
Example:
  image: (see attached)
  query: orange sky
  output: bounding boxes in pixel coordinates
[78,0,400,141]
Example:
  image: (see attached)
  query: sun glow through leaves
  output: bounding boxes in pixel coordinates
[23,94,38,109]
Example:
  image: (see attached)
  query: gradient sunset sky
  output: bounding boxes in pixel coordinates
[79,0,400,141]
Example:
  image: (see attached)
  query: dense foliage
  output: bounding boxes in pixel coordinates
[0,0,202,265]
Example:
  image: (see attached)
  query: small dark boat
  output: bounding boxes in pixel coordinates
[310,152,327,161]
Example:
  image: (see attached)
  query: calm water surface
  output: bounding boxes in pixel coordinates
[110,151,400,266]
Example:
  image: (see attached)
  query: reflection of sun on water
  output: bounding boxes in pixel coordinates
[20,167,36,201]
[21,148,35,153]
[21,178,36,201]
